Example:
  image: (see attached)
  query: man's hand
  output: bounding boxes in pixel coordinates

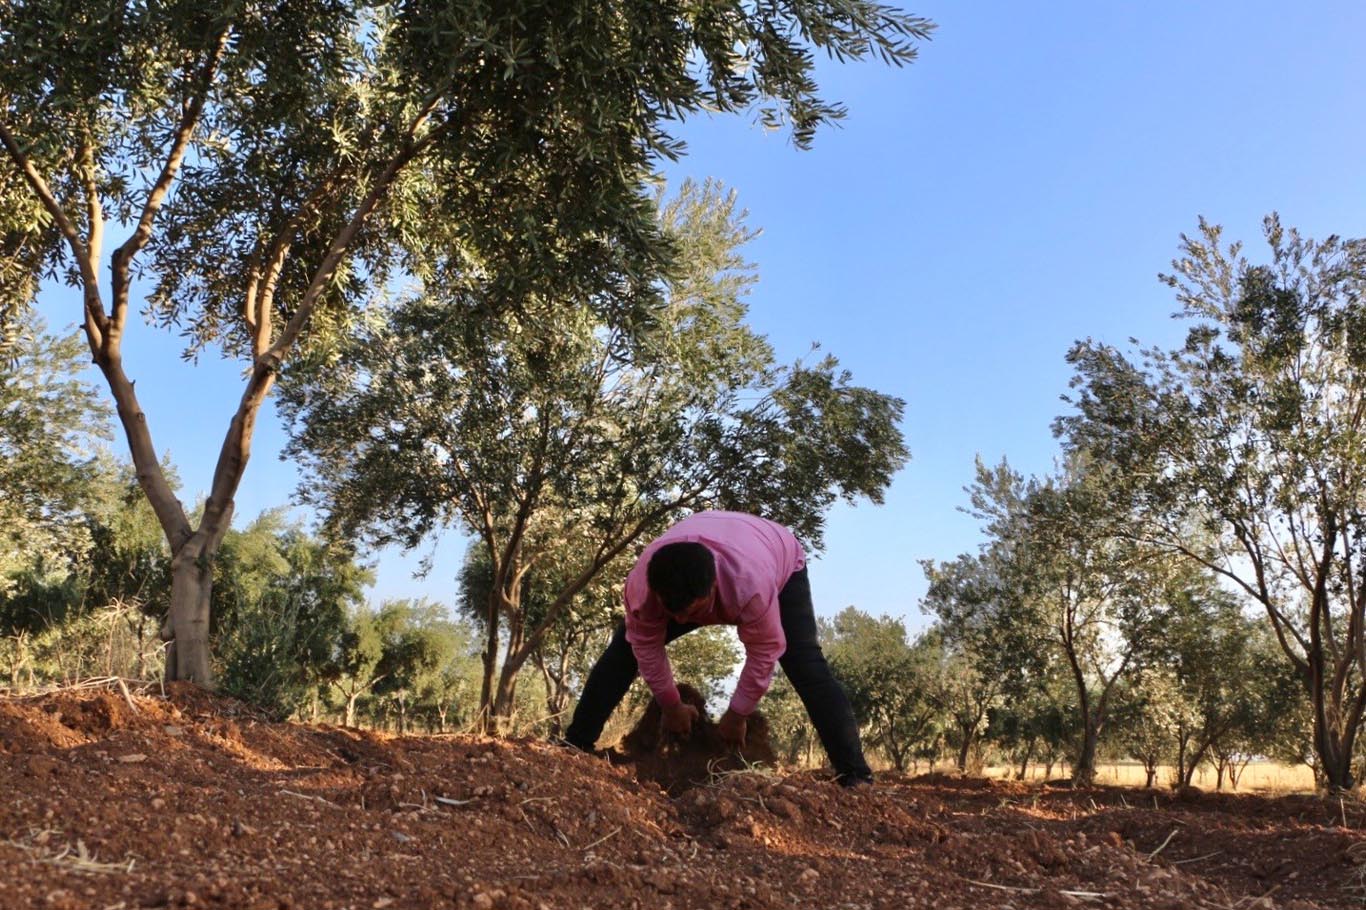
[718,708,748,749]
[661,701,699,735]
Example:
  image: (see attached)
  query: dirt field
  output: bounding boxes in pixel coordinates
[2,684,1364,910]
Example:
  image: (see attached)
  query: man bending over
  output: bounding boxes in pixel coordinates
[564,510,873,787]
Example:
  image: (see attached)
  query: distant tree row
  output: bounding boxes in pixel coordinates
[812,594,1306,790]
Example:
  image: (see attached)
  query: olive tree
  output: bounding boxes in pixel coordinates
[0,312,110,596]
[931,456,1174,786]
[285,181,909,729]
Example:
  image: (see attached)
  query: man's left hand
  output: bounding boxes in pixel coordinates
[718,709,748,749]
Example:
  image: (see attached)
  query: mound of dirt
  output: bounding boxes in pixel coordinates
[2,682,1365,910]
[612,683,778,795]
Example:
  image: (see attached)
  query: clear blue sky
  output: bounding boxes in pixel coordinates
[38,1,1366,633]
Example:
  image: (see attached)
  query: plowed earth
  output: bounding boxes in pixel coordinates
[2,684,1365,910]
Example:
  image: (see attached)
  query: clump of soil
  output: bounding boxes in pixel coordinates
[612,683,778,794]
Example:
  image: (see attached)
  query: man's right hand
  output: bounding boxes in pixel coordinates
[661,701,699,735]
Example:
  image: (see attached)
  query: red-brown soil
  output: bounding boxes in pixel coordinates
[3,683,1365,910]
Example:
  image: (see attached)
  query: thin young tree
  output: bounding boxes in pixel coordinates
[933,456,1171,785]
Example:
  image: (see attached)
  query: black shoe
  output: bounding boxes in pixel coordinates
[838,773,874,789]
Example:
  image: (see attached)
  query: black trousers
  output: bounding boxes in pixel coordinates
[564,568,873,782]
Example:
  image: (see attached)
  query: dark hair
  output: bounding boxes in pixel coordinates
[646,542,716,615]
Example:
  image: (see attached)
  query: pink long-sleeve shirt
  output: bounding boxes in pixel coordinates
[624,511,806,716]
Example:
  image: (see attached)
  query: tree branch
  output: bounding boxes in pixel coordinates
[0,119,107,345]
[203,100,456,535]
[0,117,193,547]
[110,24,232,337]
[517,492,709,662]
[77,133,104,270]
[262,94,453,368]
[247,167,348,357]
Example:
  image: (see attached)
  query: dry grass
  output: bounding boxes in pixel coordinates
[983,761,1316,793]
[6,829,135,874]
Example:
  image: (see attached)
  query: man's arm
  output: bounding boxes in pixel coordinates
[626,610,699,733]
[728,592,786,716]
[624,602,682,709]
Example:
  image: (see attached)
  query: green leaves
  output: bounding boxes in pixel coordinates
[928,451,1183,782]
[2,0,932,359]
[824,607,942,770]
[0,312,112,598]
[283,178,908,560]
[211,512,374,716]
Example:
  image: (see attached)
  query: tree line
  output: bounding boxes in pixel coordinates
[0,229,1356,791]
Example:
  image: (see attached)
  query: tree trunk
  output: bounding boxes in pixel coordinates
[478,588,501,733]
[1143,757,1157,788]
[1309,642,1358,790]
[345,693,359,728]
[488,611,529,732]
[165,538,217,684]
[1183,730,1195,782]
[1073,724,1098,787]
[1229,755,1251,790]
[1180,740,1212,787]
[955,719,976,773]
[547,691,567,737]
[102,343,246,688]
[1063,632,1093,787]
[491,669,520,733]
[535,654,570,738]
[1317,721,1356,791]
